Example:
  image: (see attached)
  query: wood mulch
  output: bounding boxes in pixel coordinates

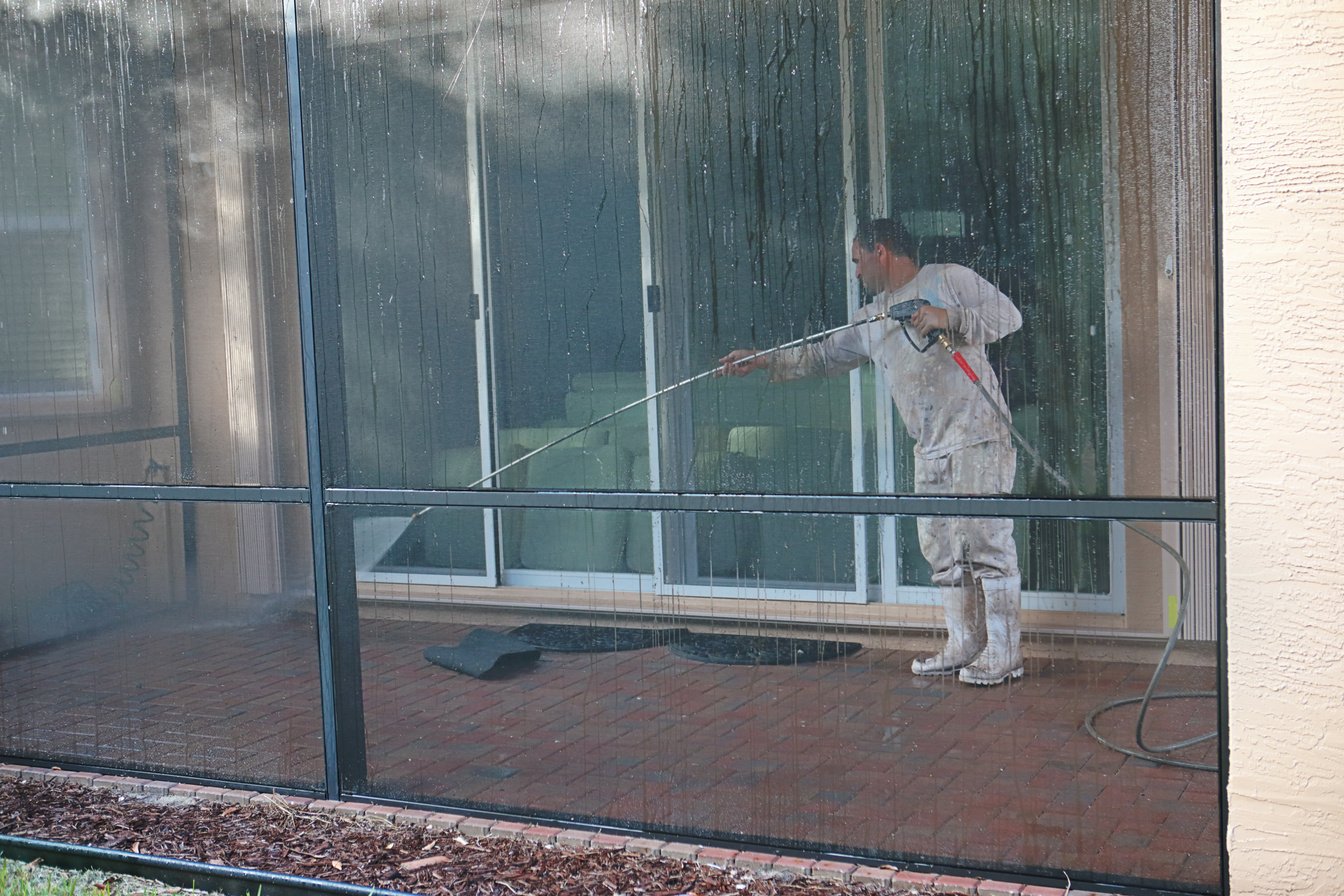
[0,778,957,896]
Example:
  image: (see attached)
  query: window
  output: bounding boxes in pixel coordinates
[0,71,123,413]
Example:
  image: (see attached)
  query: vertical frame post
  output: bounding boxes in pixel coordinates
[282,0,366,799]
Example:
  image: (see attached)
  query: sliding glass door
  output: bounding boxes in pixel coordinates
[303,14,496,587]
[309,0,1119,612]
[475,0,653,591]
[876,0,1118,609]
[640,0,868,601]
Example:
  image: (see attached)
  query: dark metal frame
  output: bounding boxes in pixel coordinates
[0,482,1216,521]
[0,0,1229,892]
[324,487,1217,520]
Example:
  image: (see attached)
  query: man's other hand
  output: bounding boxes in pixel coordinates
[910,305,950,339]
[716,349,767,377]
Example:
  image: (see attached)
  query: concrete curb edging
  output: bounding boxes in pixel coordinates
[0,765,1102,896]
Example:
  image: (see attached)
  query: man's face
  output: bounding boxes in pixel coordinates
[851,240,887,295]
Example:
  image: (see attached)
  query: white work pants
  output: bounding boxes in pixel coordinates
[914,440,1020,586]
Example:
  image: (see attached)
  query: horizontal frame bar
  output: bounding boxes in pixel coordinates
[327,487,1218,521]
[0,483,308,503]
[0,483,1218,521]
[0,426,182,459]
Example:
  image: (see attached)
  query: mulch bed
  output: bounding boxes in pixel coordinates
[0,778,952,896]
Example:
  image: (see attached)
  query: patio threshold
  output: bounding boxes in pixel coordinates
[354,582,1218,668]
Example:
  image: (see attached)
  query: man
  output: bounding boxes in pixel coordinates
[717,218,1024,686]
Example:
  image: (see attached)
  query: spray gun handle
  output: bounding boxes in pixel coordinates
[887,297,930,322]
[889,297,944,352]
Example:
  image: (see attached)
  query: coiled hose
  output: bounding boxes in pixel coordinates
[105,503,157,604]
[105,457,172,604]
[926,330,1216,772]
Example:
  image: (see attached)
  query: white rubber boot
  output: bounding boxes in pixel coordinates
[958,575,1023,686]
[911,582,986,675]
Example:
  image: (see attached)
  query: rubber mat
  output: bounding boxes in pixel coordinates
[423,629,541,678]
[508,623,690,653]
[669,632,862,666]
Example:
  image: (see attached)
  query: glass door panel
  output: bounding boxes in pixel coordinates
[302,13,493,585]
[475,1,648,587]
[643,0,864,600]
[879,0,1115,605]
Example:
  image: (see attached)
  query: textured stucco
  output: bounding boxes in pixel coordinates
[1222,1,1344,893]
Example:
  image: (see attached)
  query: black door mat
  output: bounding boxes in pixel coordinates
[669,632,863,666]
[424,629,541,678]
[508,623,690,653]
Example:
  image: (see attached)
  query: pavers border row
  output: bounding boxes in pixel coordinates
[0,764,1103,896]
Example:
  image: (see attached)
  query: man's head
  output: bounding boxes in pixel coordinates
[851,218,919,294]
[854,218,917,259]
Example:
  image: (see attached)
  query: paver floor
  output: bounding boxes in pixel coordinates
[0,608,1220,893]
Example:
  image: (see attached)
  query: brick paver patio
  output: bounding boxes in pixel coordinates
[0,607,1220,893]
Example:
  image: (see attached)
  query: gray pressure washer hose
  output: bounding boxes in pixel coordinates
[927,328,1216,772]
[441,311,1217,771]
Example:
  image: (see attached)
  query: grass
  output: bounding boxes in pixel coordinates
[0,860,225,896]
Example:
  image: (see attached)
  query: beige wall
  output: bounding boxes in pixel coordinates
[1223,1,1344,893]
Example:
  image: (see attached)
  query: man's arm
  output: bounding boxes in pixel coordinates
[718,330,871,383]
[940,266,1023,346]
[716,348,768,377]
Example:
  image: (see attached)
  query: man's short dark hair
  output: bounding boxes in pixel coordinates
[855,218,917,260]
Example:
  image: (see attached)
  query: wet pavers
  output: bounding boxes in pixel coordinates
[0,612,1220,892]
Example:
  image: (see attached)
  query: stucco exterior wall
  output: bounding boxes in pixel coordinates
[1222,2,1344,893]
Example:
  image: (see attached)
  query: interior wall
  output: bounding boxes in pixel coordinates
[1126,0,1219,645]
[1094,0,1218,641]
[1222,1,1344,893]
[172,8,304,597]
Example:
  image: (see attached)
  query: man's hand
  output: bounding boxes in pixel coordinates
[909,305,950,339]
[716,348,767,377]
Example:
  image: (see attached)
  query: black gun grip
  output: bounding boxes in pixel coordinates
[887,297,931,322]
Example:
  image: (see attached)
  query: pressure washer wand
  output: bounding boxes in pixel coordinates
[449,309,892,496]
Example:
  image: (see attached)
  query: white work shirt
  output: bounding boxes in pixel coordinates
[766,263,1022,459]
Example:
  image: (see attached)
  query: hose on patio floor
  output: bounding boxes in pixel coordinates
[1080,541,1218,773]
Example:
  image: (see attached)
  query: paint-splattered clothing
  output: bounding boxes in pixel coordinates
[766,263,1022,459]
[766,263,1023,582]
